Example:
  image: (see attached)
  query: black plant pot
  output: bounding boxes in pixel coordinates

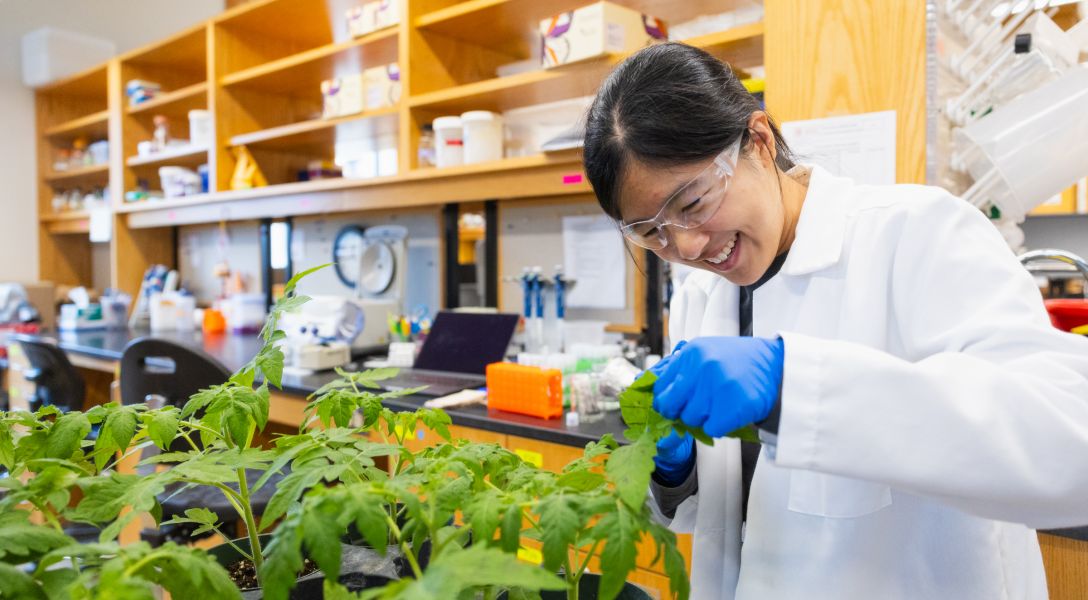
[208,535,399,599]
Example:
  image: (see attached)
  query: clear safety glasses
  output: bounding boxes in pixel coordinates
[619,137,742,250]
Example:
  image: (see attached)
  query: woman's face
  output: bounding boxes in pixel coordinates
[616,121,786,287]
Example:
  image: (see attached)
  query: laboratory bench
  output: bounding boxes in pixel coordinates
[5,327,628,449]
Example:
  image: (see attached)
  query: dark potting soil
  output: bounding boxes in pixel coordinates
[228,557,318,591]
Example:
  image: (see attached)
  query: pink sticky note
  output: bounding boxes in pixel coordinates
[562,173,584,185]
[168,211,177,220]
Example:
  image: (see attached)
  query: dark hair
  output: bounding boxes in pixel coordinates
[583,42,796,220]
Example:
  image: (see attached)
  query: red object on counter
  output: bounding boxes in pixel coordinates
[1043,299,1088,332]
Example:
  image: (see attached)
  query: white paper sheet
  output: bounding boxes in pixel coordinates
[562,214,626,309]
[89,207,112,243]
[780,110,897,185]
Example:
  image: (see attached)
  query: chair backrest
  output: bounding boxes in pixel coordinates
[119,337,231,410]
[13,335,85,413]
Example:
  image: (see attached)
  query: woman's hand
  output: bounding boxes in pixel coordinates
[650,336,784,437]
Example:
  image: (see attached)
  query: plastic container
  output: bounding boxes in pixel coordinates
[188,110,212,147]
[387,341,416,368]
[159,166,201,198]
[562,319,607,348]
[417,125,436,167]
[87,140,109,165]
[227,293,267,333]
[149,292,195,332]
[955,66,1088,221]
[432,116,463,168]
[460,110,504,164]
[503,97,592,157]
[486,362,564,420]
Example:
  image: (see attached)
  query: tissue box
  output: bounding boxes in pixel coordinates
[322,74,366,118]
[364,63,401,110]
[540,2,667,68]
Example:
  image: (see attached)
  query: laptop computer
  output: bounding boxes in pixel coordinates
[377,311,519,397]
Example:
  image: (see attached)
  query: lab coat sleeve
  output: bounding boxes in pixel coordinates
[774,193,1088,529]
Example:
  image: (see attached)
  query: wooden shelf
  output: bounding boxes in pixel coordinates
[127,82,207,117]
[43,110,110,140]
[40,210,95,235]
[126,145,208,168]
[43,163,110,185]
[39,210,93,223]
[409,59,615,114]
[229,107,399,154]
[408,22,763,114]
[120,152,588,227]
[220,28,398,94]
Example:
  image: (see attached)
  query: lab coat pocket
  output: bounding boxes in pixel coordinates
[787,470,892,518]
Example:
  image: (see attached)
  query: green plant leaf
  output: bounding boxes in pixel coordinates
[593,506,641,600]
[43,412,90,460]
[536,495,580,573]
[260,510,306,600]
[500,502,522,554]
[161,507,220,537]
[259,464,326,530]
[605,434,657,509]
[145,407,180,450]
[0,512,75,561]
[464,489,504,546]
[385,545,566,599]
[0,562,47,600]
[648,522,690,600]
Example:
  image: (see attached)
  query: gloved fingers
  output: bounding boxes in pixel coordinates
[648,339,686,378]
[678,385,711,428]
[703,401,742,438]
[654,371,695,420]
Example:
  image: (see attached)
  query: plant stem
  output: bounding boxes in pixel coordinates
[385,514,423,579]
[235,468,264,578]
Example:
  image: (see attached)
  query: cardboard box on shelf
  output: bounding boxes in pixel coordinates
[540,2,667,69]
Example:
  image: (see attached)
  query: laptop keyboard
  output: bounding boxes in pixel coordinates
[386,372,484,390]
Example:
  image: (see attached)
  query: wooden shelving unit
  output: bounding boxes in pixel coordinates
[34,62,111,291]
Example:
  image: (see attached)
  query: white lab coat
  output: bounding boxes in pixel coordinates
[661,166,1088,600]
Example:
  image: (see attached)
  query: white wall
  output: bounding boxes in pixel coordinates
[0,0,223,282]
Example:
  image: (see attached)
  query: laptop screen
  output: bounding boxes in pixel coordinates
[412,311,519,375]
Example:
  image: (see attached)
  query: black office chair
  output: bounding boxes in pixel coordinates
[12,335,86,413]
[119,337,285,546]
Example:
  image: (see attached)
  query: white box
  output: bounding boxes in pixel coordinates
[21,28,116,88]
[375,0,401,29]
[322,74,366,118]
[540,2,667,69]
[364,63,401,110]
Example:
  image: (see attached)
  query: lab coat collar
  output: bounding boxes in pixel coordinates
[780,165,851,276]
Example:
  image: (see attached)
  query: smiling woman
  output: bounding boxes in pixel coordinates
[582,42,804,287]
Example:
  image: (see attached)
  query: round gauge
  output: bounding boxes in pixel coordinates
[332,225,367,288]
[358,241,396,295]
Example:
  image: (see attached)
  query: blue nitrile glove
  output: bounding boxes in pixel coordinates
[649,336,784,438]
[653,429,695,486]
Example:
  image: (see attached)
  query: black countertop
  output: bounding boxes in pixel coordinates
[18,328,627,448]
